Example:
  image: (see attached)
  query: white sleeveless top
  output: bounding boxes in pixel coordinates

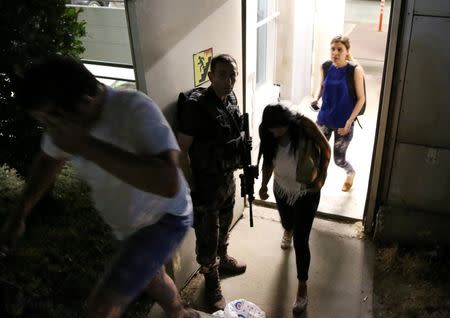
[273,142,309,206]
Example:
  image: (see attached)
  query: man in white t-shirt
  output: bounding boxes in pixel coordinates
[0,55,198,318]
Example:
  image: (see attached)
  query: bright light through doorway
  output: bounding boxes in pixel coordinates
[304,0,390,220]
[253,0,391,221]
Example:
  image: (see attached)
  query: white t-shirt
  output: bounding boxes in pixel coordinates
[41,87,192,240]
[273,142,308,206]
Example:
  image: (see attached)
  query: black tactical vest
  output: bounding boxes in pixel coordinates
[188,89,243,178]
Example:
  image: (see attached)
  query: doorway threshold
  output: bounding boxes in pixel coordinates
[253,199,362,224]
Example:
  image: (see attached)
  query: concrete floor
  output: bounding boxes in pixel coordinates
[345,0,391,29]
[223,207,374,318]
[149,206,374,318]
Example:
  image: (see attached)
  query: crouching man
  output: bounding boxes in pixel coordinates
[0,55,198,318]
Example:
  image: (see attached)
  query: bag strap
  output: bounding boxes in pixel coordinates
[346,62,364,129]
[322,60,333,79]
[346,62,357,101]
[217,91,242,136]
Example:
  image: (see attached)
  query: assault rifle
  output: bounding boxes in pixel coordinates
[239,113,259,227]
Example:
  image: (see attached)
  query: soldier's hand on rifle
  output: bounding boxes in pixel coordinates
[225,132,246,156]
[245,133,252,148]
[259,185,269,200]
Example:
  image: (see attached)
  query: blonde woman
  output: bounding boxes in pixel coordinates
[310,35,365,192]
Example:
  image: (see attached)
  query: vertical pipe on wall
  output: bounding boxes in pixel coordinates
[378,0,386,32]
[124,0,147,94]
[241,0,248,211]
[241,0,247,113]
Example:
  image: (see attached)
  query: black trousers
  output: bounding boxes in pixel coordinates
[275,191,320,281]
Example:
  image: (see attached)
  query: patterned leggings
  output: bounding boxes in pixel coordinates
[318,124,355,176]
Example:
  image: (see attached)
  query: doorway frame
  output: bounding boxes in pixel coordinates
[242,0,407,231]
[363,0,404,232]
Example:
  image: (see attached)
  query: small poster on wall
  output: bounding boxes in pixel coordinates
[193,48,213,87]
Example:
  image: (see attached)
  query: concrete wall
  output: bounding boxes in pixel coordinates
[126,0,244,287]
[373,0,450,245]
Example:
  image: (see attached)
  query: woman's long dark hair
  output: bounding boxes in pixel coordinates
[258,104,305,165]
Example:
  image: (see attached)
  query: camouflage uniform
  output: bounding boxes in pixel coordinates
[178,86,243,268]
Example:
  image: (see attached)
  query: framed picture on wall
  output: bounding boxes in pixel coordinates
[193,48,213,87]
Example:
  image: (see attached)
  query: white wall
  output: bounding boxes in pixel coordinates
[126,0,244,287]
[290,0,315,104]
[275,0,295,100]
[311,0,346,96]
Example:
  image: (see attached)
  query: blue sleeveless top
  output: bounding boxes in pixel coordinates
[317,63,355,129]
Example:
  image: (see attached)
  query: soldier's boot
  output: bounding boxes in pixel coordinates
[202,265,226,312]
[218,246,247,275]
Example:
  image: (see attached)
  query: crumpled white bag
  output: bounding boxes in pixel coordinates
[212,299,266,318]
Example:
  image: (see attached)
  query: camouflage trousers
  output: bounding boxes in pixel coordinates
[192,175,236,268]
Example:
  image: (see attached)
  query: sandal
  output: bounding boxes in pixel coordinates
[292,296,308,315]
[342,174,355,192]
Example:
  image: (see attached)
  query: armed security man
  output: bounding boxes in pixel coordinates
[177,54,246,311]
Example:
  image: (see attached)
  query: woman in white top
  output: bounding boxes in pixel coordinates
[258,104,330,315]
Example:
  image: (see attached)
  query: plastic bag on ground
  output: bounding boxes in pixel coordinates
[212,299,266,318]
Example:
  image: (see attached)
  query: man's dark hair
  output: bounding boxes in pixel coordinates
[15,54,99,112]
[210,54,237,73]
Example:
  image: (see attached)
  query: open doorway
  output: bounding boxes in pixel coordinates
[305,0,391,220]
[251,0,392,221]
